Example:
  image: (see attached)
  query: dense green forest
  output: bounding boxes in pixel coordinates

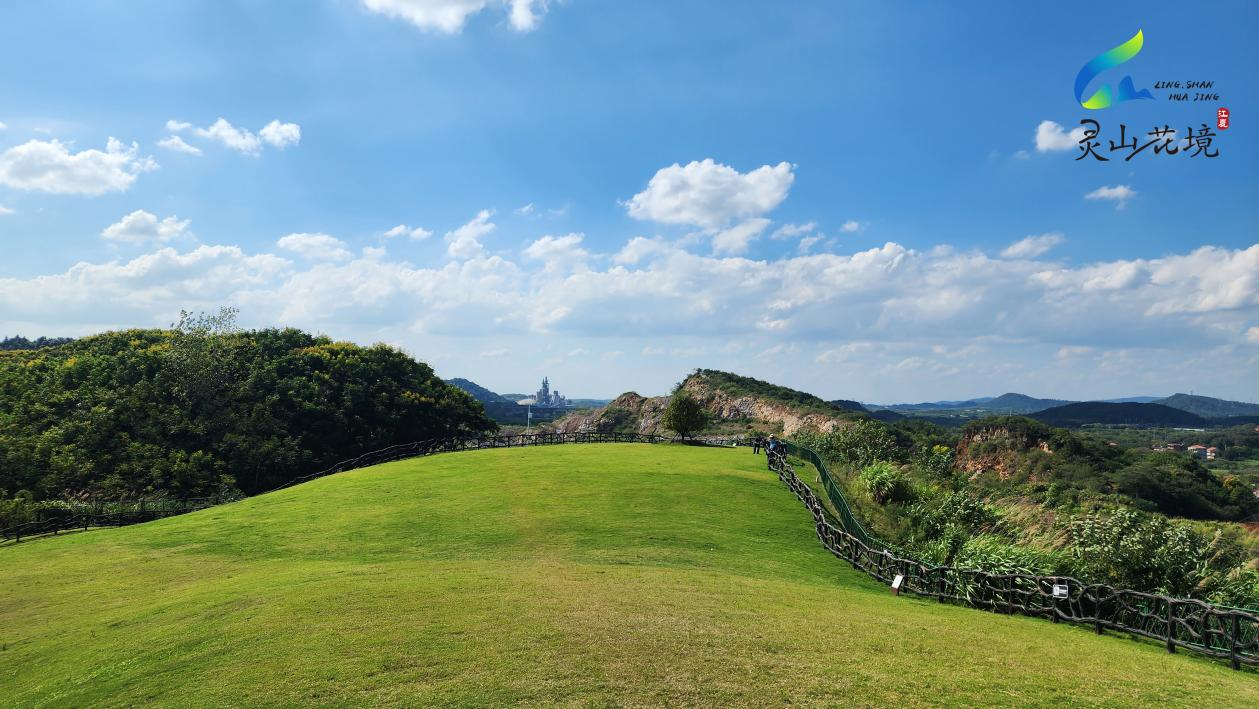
[0,312,495,507]
[792,416,1259,608]
[1031,402,1209,427]
[1,335,75,351]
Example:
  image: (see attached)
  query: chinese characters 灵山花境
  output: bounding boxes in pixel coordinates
[1075,119,1219,161]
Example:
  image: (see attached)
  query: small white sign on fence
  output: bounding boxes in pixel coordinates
[1052,584,1069,599]
[891,574,904,596]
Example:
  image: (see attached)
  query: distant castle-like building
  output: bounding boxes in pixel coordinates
[531,377,570,408]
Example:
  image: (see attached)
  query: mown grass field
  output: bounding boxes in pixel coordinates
[1,443,1256,707]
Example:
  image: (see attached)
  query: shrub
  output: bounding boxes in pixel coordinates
[1064,509,1251,600]
[910,491,997,539]
[914,443,954,478]
[953,535,1058,577]
[1202,568,1259,610]
[859,461,913,504]
[795,420,901,470]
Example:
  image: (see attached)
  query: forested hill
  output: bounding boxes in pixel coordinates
[1031,402,1208,427]
[446,377,509,404]
[0,335,74,351]
[0,326,494,501]
[1157,393,1259,418]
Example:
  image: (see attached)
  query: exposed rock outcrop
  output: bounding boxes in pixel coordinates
[953,421,1054,480]
[547,371,855,436]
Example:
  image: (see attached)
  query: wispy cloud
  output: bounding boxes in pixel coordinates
[1085,184,1137,210]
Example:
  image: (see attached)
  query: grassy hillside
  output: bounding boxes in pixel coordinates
[2,444,1255,706]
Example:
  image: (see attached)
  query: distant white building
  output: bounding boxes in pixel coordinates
[529,377,570,409]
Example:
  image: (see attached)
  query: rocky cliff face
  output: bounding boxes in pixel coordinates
[549,391,670,435]
[953,423,1054,480]
[548,373,853,436]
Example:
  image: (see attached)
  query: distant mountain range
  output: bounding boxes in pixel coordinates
[1031,402,1209,428]
[455,375,1259,429]
[871,392,1258,418]
[1156,393,1259,418]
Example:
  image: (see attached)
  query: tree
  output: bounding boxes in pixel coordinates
[662,390,708,439]
[0,321,497,500]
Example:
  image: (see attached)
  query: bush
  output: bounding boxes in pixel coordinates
[859,461,913,504]
[910,491,997,539]
[1202,568,1259,610]
[1065,509,1252,601]
[914,443,954,478]
[795,420,901,470]
[953,535,1058,577]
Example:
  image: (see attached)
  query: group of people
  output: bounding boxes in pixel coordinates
[750,434,783,457]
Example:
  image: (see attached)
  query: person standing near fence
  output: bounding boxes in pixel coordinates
[752,436,762,454]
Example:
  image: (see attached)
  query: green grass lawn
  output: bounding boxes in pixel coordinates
[1,443,1255,707]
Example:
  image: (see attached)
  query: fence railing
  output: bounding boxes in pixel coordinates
[778,441,888,552]
[765,447,1259,670]
[0,496,225,543]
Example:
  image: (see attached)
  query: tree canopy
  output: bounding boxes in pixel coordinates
[0,318,495,500]
[662,390,708,439]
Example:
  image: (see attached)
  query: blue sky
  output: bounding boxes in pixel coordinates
[1,0,1256,401]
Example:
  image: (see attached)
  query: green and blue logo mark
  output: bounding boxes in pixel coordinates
[1074,30,1155,110]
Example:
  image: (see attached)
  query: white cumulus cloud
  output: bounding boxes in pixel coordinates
[1085,184,1137,210]
[0,138,156,195]
[102,210,191,245]
[1035,120,1087,152]
[384,224,433,240]
[157,135,203,156]
[524,232,590,272]
[1001,233,1064,259]
[625,159,794,229]
[360,0,550,33]
[445,209,495,259]
[168,118,302,156]
[259,120,301,149]
[195,118,262,154]
[277,233,353,261]
[771,222,815,240]
[712,218,770,255]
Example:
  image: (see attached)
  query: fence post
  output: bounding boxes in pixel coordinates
[1165,600,1175,654]
[1230,614,1240,670]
